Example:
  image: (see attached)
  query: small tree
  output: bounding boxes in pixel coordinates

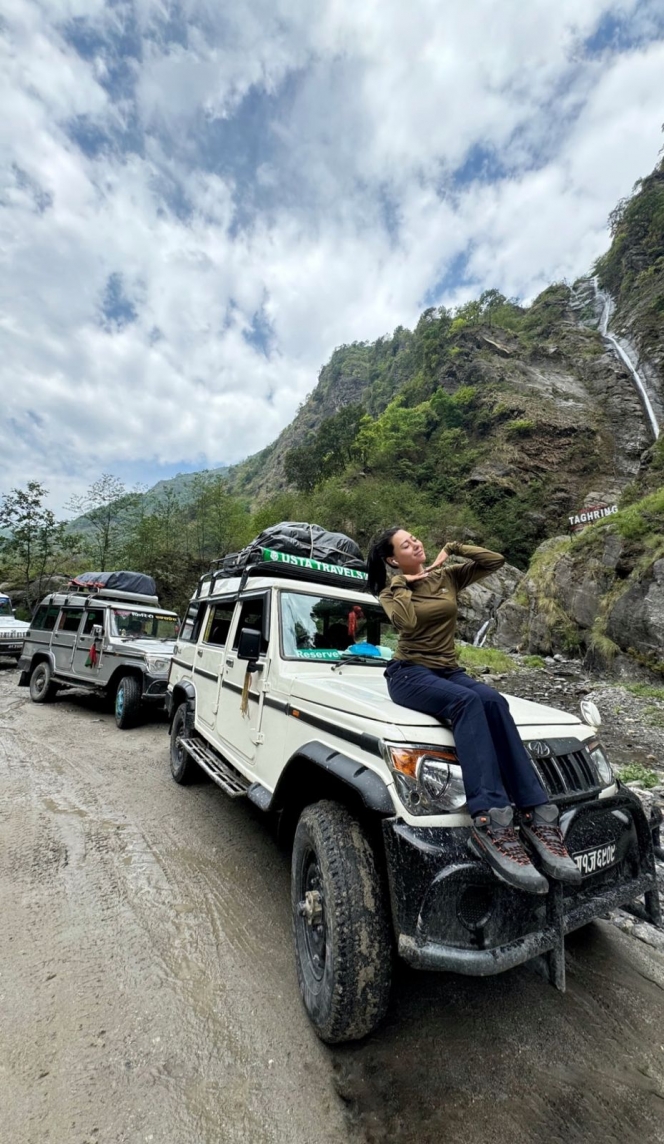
[66,474,139,570]
[0,481,80,611]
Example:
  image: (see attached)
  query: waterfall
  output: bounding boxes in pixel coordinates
[592,278,660,440]
[473,619,490,647]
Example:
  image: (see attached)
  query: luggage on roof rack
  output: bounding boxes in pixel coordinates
[214,522,365,574]
[196,523,369,597]
[69,570,157,597]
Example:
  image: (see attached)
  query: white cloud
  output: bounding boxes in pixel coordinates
[0,0,663,510]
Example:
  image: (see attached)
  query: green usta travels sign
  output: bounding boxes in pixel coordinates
[260,548,368,580]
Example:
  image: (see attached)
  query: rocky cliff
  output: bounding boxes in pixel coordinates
[489,159,664,675]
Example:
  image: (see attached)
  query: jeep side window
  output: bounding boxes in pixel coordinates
[203,602,236,647]
[58,608,83,633]
[180,601,208,643]
[232,598,269,655]
[82,610,104,636]
[36,605,60,632]
[31,605,49,630]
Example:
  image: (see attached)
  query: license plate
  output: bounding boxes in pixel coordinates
[2,643,21,651]
[573,843,618,877]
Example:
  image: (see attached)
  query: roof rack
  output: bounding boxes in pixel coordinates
[196,546,370,598]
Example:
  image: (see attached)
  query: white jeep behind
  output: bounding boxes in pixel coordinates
[166,547,660,1043]
[0,592,30,661]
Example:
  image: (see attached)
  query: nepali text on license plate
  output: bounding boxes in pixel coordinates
[573,843,617,877]
[2,644,20,650]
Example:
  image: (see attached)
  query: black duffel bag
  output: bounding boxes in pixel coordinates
[221,522,365,572]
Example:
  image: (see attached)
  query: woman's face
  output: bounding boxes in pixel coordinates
[388,530,426,574]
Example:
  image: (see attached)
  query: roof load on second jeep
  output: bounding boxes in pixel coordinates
[69,570,157,597]
[195,522,371,598]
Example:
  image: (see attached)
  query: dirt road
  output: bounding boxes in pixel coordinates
[2,665,664,1144]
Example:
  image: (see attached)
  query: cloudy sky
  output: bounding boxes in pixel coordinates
[1,1,663,509]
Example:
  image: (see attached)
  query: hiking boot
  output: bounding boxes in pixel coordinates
[521,804,582,885]
[468,806,549,895]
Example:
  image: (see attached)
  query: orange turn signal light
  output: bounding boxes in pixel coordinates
[388,746,457,779]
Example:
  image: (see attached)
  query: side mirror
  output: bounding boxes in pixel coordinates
[237,628,262,664]
[92,624,103,640]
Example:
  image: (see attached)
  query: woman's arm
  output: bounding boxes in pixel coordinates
[379,576,419,634]
[442,542,505,590]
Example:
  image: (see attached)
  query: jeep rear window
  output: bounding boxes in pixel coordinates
[280,593,397,662]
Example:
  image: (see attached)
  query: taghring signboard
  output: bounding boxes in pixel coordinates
[568,503,618,532]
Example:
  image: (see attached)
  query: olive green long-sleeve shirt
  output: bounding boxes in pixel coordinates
[379,543,505,669]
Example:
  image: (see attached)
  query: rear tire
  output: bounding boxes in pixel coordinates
[291,800,392,1044]
[29,661,57,703]
[114,674,142,729]
[170,703,199,784]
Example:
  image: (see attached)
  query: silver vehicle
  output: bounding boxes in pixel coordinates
[0,592,30,661]
[18,585,179,729]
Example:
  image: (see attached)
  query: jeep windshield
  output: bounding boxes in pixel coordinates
[280,591,397,663]
[0,598,13,618]
[110,610,178,641]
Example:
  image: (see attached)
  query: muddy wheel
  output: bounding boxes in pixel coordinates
[114,674,142,730]
[291,800,392,1044]
[29,661,57,703]
[170,703,199,784]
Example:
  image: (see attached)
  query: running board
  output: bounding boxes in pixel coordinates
[178,737,249,798]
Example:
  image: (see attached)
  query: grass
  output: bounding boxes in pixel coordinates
[623,682,664,701]
[457,645,517,673]
[617,763,660,789]
[522,655,545,668]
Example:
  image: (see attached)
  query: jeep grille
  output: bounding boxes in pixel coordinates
[532,749,599,799]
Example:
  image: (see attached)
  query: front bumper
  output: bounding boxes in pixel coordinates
[142,676,169,702]
[0,646,23,659]
[383,790,660,983]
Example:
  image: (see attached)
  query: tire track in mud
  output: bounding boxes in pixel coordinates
[0,674,347,1144]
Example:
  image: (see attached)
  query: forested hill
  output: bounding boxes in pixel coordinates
[32,154,661,622]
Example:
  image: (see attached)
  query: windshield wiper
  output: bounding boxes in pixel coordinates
[331,655,387,671]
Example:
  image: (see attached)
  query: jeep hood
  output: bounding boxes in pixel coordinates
[289,673,581,730]
[115,638,176,656]
[0,618,29,632]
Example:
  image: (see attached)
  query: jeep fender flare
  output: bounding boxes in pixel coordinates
[21,650,56,681]
[268,740,394,815]
[168,679,196,727]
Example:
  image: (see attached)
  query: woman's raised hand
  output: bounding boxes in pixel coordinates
[425,547,449,572]
[402,569,431,584]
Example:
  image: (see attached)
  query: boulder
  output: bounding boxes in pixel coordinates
[493,599,529,650]
[606,558,664,661]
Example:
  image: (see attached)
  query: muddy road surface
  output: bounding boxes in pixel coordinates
[1,664,664,1144]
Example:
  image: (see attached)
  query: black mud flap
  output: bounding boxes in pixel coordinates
[545,881,566,992]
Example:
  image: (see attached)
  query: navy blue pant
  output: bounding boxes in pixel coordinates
[385,660,547,817]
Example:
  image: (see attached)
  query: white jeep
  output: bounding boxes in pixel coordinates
[0,592,30,661]
[166,547,660,1042]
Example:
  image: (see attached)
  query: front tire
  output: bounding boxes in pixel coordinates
[170,703,199,784]
[115,674,142,729]
[291,800,392,1044]
[29,661,57,703]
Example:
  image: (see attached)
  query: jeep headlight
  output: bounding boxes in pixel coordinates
[587,739,614,786]
[383,744,467,815]
[146,655,170,675]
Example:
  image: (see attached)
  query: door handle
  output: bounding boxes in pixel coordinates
[225,657,235,667]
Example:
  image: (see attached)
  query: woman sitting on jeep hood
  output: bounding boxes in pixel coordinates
[368,528,581,896]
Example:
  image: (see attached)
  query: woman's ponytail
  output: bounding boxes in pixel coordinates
[367,527,400,596]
